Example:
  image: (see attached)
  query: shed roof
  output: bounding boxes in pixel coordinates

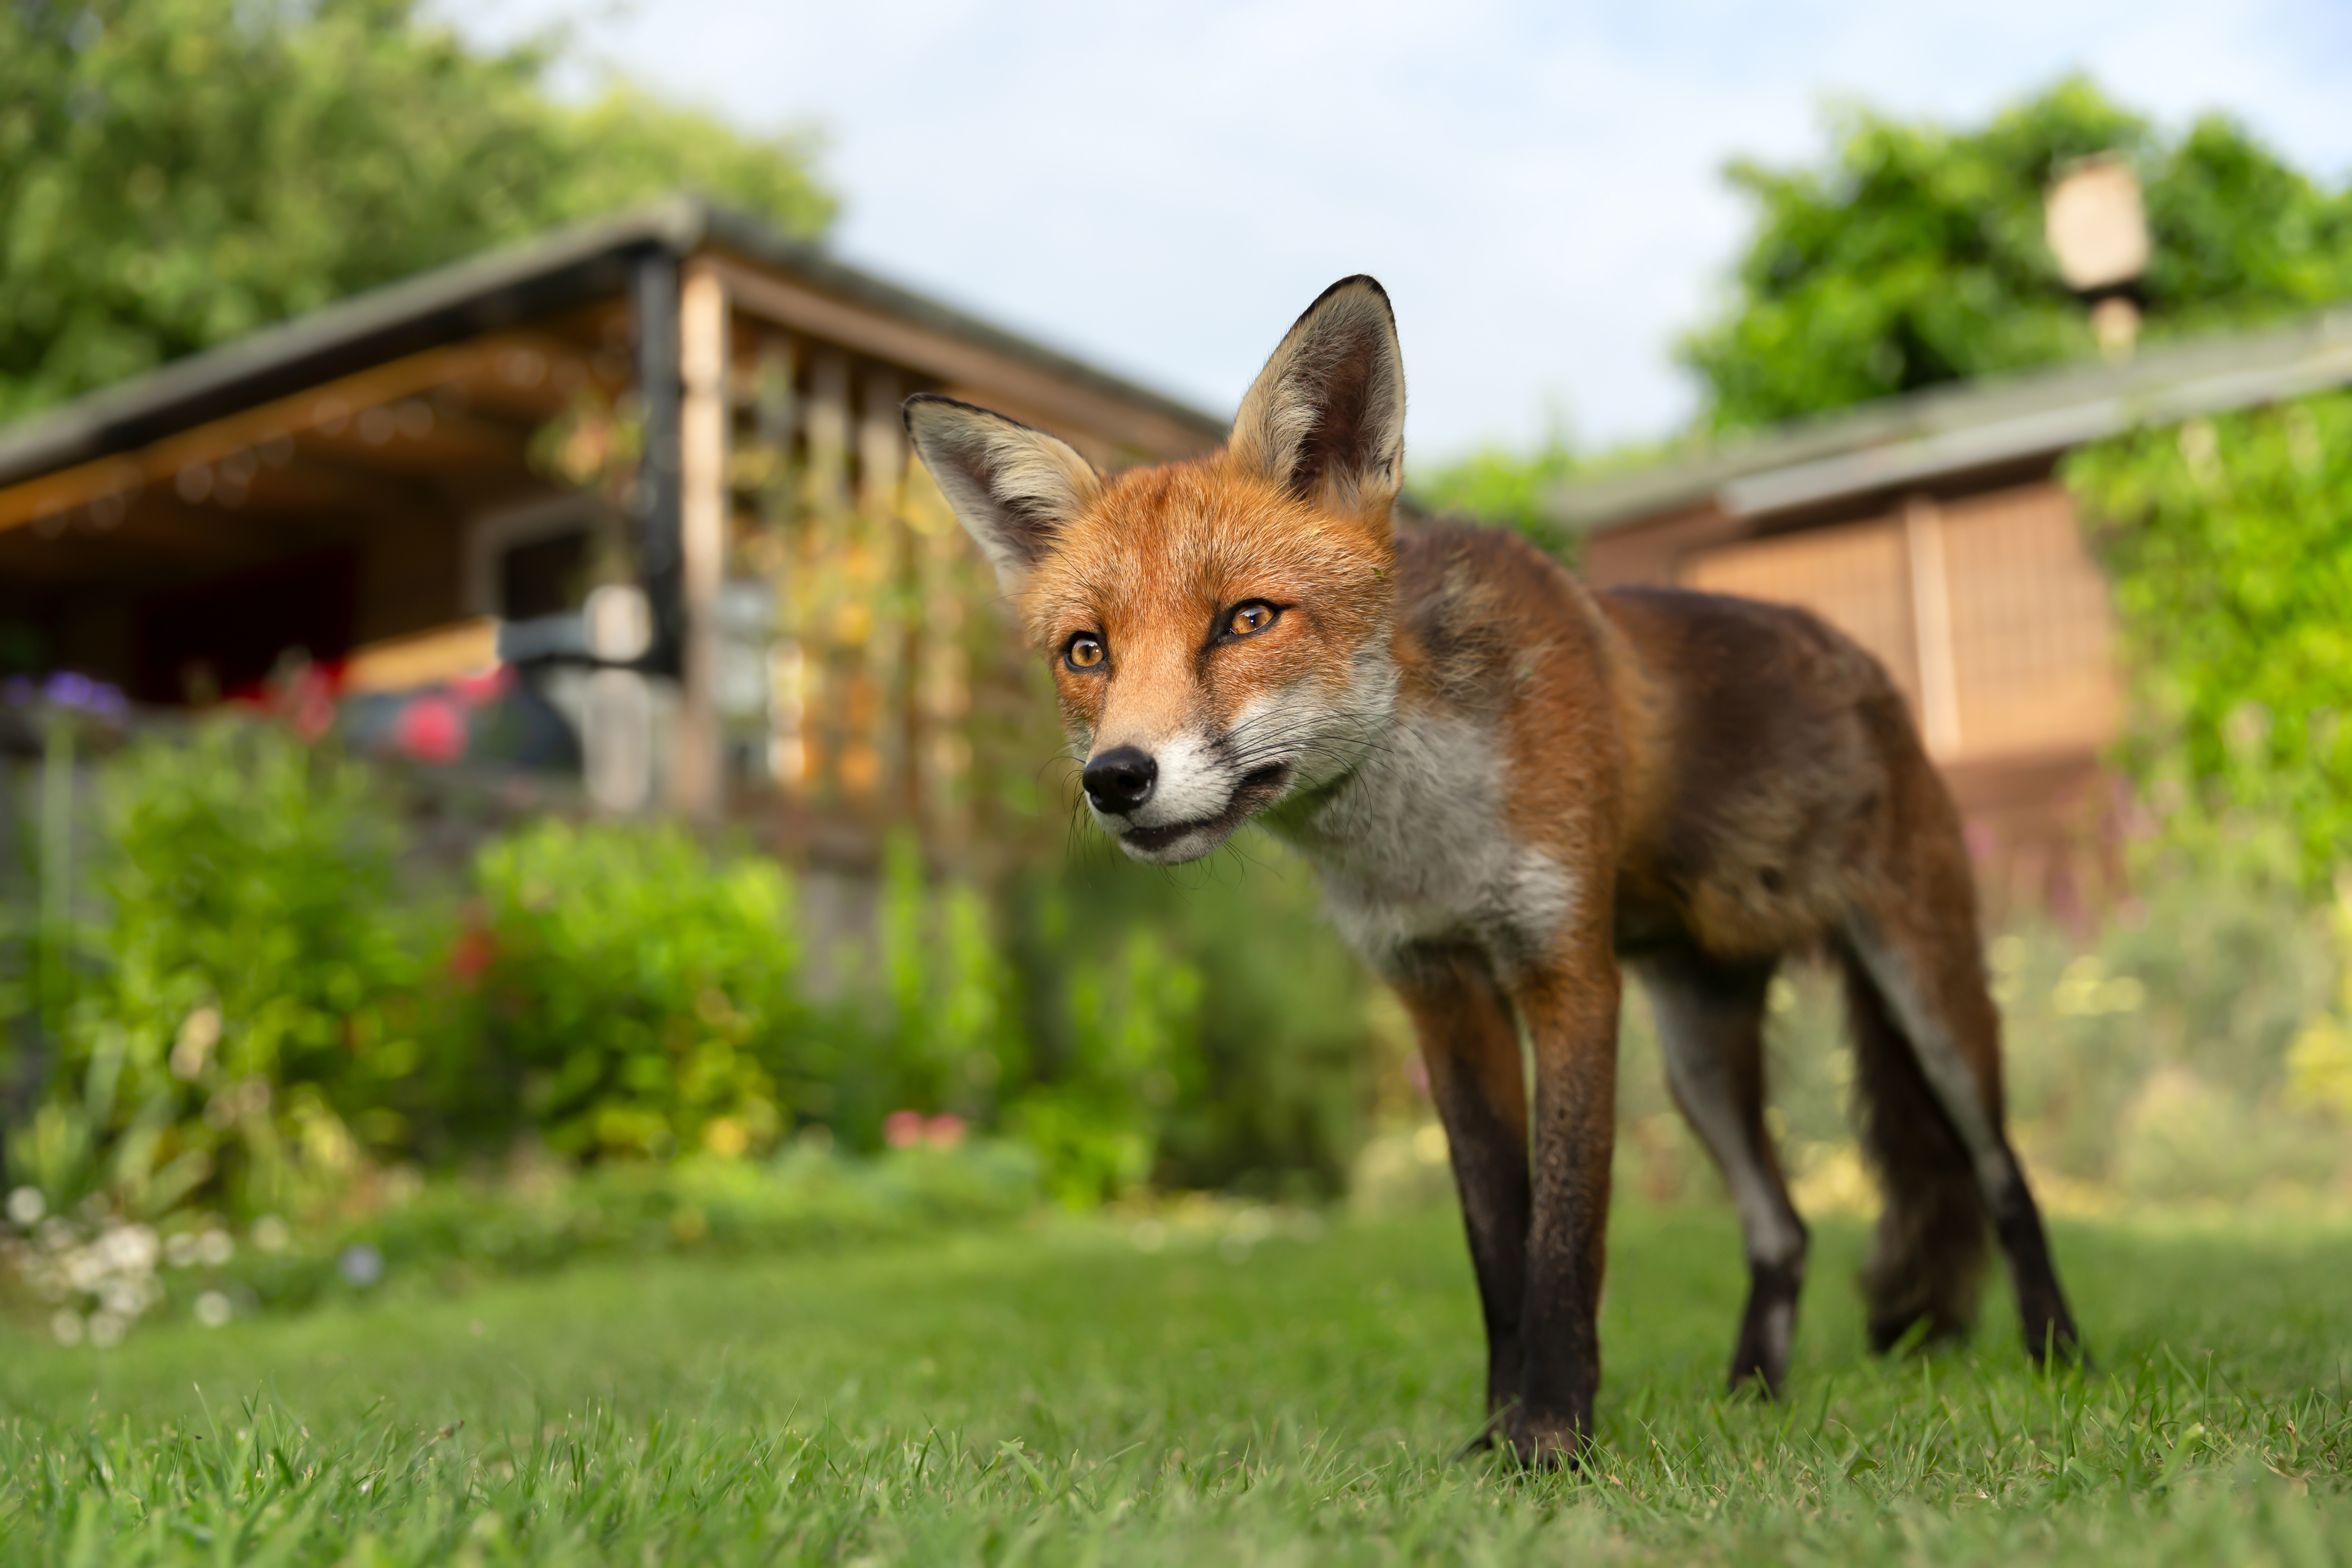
[0,193,1226,493]
[1547,304,2352,533]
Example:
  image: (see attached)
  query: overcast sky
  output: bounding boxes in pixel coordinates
[451,0,2352,461]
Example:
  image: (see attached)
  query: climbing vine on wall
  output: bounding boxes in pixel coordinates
[2063,389,2352,891]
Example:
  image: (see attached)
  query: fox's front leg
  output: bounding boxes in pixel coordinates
[1508,935,1623,1466]
[1394,947,1531,1438]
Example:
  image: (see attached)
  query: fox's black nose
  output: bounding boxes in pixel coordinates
[1082,745,1157,814]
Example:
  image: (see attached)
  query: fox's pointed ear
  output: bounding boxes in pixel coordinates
[1228,275,1405,517]
[903,395,1103,591]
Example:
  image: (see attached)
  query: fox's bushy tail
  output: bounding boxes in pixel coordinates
[1839,941,1991,1350]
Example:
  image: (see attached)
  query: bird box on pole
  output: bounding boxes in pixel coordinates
[2045,155,2150,358]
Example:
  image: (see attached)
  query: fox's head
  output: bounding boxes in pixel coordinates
[906,277,1404,864]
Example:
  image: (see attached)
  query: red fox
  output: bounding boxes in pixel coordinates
[905,276,2081,1465]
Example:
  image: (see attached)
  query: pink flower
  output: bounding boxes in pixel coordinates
[448,925,496,984]
[924,1114,966,1149]
[451,667,513,707]
[882,1110,925,1149]
[394,695,467,764]
[279,662,338,744]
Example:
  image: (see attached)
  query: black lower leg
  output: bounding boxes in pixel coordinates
[1989,1159,2082,1365]
[1729,1252,1807,1397]
[1431,1063,1531,1426]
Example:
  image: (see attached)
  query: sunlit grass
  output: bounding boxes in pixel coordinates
[3,1205,2350,1563]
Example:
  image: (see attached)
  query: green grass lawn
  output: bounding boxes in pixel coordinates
[4,1204,2351,1564]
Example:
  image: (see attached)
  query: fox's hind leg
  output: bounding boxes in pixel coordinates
[1842,875,2081,1366]
[1394,946,1532,1436]
[1637,945,1808,1397]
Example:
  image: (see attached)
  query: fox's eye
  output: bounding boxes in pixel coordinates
[1065,634,1106,671]
[1225,602,1279,638]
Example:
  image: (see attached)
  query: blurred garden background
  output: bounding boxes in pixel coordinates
[1,0,2351,1365]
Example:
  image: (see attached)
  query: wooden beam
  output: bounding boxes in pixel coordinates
[0,329,612,536]
[804,348,849,514]
[796,348,852,801]
[13,490,316,579]
[1904,493,1964,760]
[221,452,444,523]
[671,260,730,819]
[343,617,499,693]
[293,398,526,475]
[438,330,627,422]
[752,335,807,794]
[708,256,1219,463]
[857,365,911,813]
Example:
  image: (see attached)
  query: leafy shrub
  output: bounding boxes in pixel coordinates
[460,819,810,1161]
[1995,872,2339,1200]
[865,834,1023,1140]
[1010,840,1386,1200]
[15,720,431,1221]
[8,715,1391,1233]
[1014,925,1199,1207]
[1410,435,1582,555]
[2288,885,2352,1116]
[1633,866,2351,1213]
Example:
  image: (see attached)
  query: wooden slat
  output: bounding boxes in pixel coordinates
[1939,483,2122,760]
[343,618,499,693]
[858,365,909,811]
[1903,495,1963,760]
[1678,515,1923,713]
[1676,484,2122,768]
[671,262,730,818]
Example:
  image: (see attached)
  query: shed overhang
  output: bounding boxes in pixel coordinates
[1548,305,2352,535]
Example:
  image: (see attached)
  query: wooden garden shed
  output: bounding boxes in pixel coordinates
[1549,307,2352,916]
[0,196,1224,864]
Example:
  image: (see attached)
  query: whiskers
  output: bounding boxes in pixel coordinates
[1037,701,1396,878]
[1217,705,1396,790]
[1031,748,1122,881]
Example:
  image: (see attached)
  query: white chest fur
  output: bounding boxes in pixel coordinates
[1269,706,1579,982]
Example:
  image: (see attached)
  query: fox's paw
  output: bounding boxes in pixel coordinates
[1503,1411,1589,1472]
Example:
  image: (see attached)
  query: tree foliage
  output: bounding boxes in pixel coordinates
[0,0,836,422]
[2065,395,2352,891]
[1681,77,2352,431]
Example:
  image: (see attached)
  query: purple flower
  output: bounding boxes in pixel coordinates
[42,671,128,718]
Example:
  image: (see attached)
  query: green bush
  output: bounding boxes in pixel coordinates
[13,720,431,1221]
[457,824,1039,1163]
[1013,924,1198,1207]
[6,713,1382,1228]
[1994,873,2340,1201]
[866,833,1024,1139]
[1627,866,2351,1212]
[461,819,810,1162]
[1009,840,1390,1200]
